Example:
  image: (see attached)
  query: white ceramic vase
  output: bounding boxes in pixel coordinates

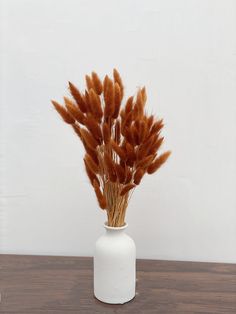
[94,222,136,304]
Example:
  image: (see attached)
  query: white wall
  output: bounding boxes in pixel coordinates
[0,0,236,263]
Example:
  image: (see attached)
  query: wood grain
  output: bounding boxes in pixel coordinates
[0,255,236,313]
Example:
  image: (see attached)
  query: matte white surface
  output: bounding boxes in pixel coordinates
[0,0,236,262]
[94,224,136,304]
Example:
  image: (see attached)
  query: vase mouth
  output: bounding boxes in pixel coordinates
[104,222,128,230]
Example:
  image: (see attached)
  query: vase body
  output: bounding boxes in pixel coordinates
[94,223,136,304]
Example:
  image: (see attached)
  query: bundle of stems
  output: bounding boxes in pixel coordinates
[51,69,171,227]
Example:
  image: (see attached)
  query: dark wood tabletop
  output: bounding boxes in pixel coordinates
[0,255,236,314]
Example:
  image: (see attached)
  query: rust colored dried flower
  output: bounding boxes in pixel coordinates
[85,153,99,174]
[93,180,107,209]
[125,96,133,114]
[114,120,121,144]
[147,151,171,174]
[64,97,85,125]
[120,183,135,196]
[84,159,100,187]
[134,168,145,185]
[68,82,87,113]
[91,72,103,95]
[115,163,126,183]
[80,128,99,150]
[88,89,103,122]
[102,122,111,145]
[51,100,75,124]
[51,69,171,226]
[113,68,124,100]
[111,140,126,161]
[112,82,122,119]
[72,124,82,138]
[104,152,117,182]
[84,115,102,142]
[104,78,115,119]
[85,75,94,91]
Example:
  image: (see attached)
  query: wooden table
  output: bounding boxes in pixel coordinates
[0,255,236,313]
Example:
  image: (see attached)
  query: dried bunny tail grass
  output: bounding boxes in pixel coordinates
[85,153,99,174]
[111,140,126,161]
[124,109,133,125]
[51,100,75,124]
[125,96,134,114]
[72,124,82,138]
[136,88,144,110]
[125,142,136,165]
[84,158,100,187]
[133,105,139,121]
[91,72,103,95]
[136,135,156,160]
[120,108,125,120]
[85,75,94,91]
[104,152,117,182]
[112,82,122,119]
[93,179,107,209]
[134,168,145,185]
[148,136,164,155]
[147,151,171,174]
[133,89,144,119]
[102,122,111,145]
[84,143,99,165]
[141,86,147,105]
[52,71,171,226]
[131,124,139,145]
[138,120,147,143]
[88,89,103,121]
[64,97,85,125]
[113,68,124,100]
[120,183,135,196]
[84,115,102,142]
[150,119,164,136]
[124,166,132,184]
[142,114,149,124]
[80,128,99,150]
[114,120,121,144]
[104,78,114,119]
[114,163,126,183]
[68,82,87,113]
[103,75,109,94]
[136,154,155,169]
[147,115,154,129]
[121,111,133,135]
[84,90,93,113]
[123,126,134,146]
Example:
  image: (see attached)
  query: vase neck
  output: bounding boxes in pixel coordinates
[104,222,128,235]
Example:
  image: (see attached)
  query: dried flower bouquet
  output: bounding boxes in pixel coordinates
[51,69,171,227]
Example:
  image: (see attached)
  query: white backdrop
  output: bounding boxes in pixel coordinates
[0,0,236,263]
